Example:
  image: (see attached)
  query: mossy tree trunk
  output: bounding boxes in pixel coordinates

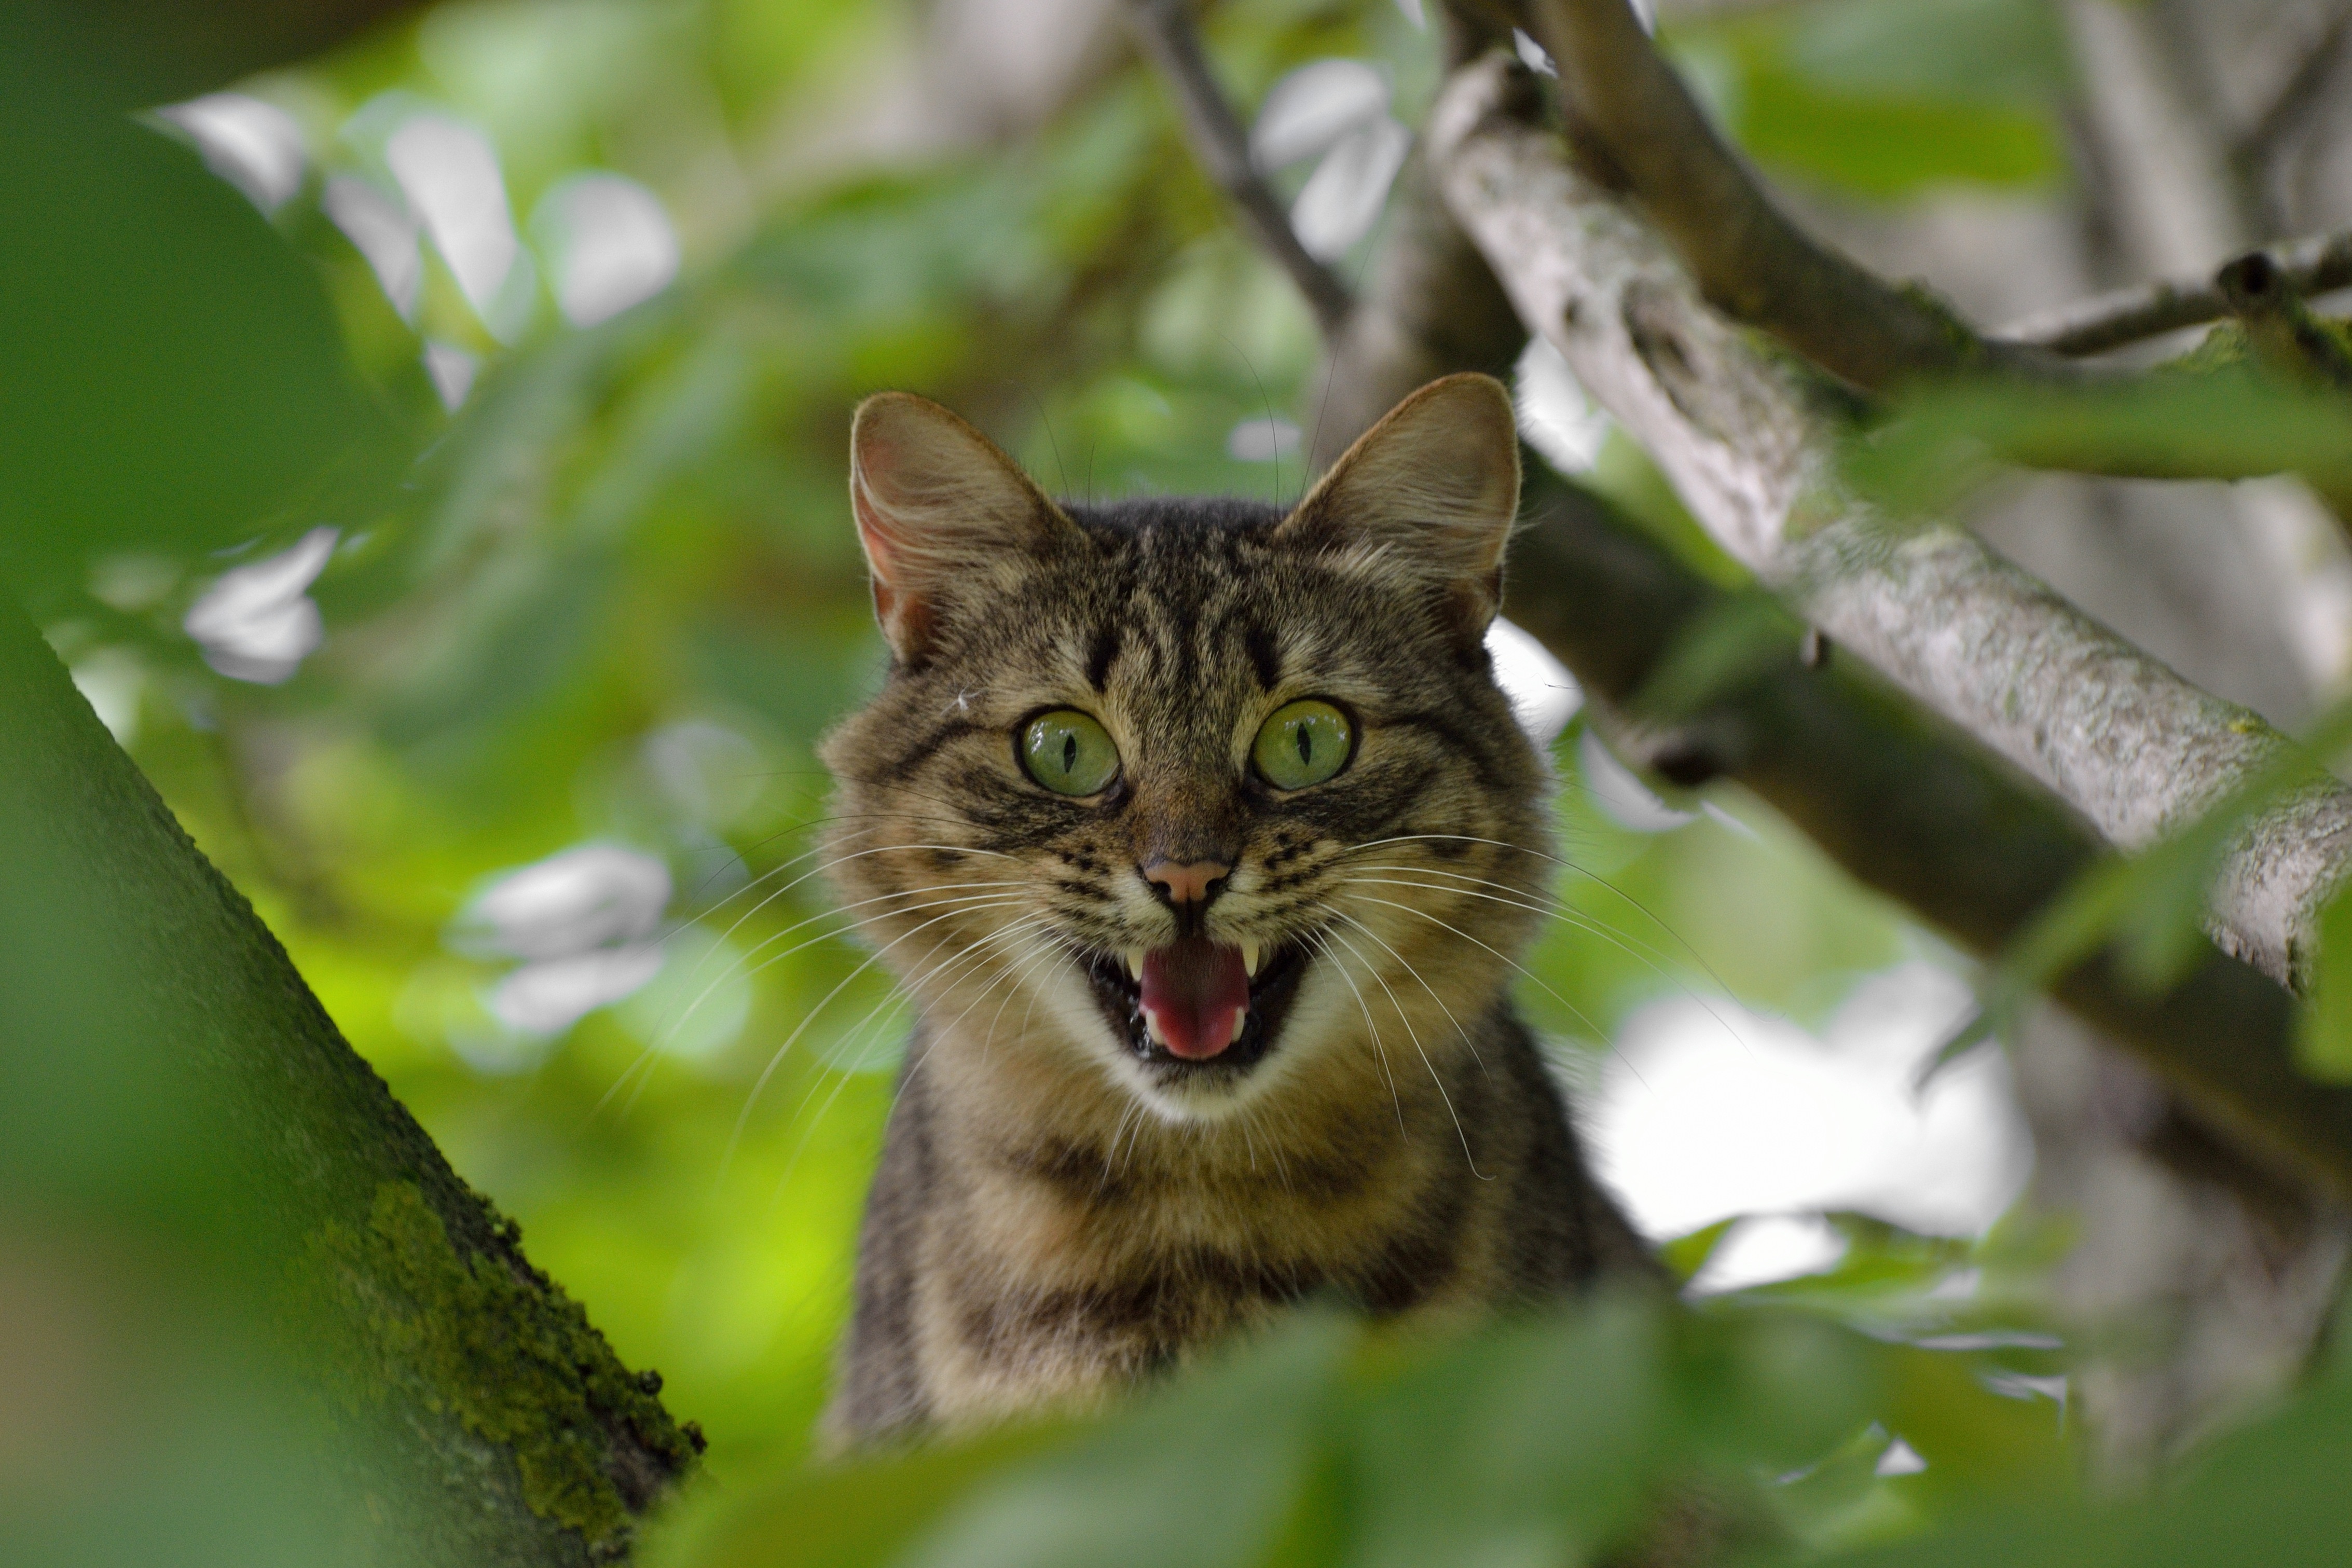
[0,598,698,1563]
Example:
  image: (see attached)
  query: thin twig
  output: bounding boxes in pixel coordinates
[1122,0,1354,336]
[2218,252,2352,393]
[1999,229,2352,355]
[2237,6,2352,183]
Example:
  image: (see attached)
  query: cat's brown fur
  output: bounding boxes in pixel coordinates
[818,375,1654,1445]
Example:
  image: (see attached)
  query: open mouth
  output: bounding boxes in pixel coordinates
[1084,935,1309,1077]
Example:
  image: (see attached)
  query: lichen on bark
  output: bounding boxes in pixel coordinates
[311,1183,703,1556]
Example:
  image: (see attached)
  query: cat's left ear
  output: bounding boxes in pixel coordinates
[1274,373,1520,646]
[849,392,1078,663]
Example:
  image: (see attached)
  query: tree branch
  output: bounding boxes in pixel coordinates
[1429,53,2352,991]
[1517,0,2068,390]
[1998,229,2352,355]
[0,597,699,1559]
[1504,473,2352,1203]
[1121,0,1354,336]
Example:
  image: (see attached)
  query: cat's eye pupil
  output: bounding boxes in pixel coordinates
[1252,699,1352,791]
[1020,710,1119,796]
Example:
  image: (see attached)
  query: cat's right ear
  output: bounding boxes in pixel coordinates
[848,393,1075,663]
[1273,374,1520,653]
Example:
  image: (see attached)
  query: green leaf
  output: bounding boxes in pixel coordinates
[2296,882,2352,1082]
[1667,0,2069,200]
[899,1311,1350,1568]
[1659,1217,1741,1285]
[0,34,405,598]
[1782,0,2069,108]
[644,1419,1076,1568]
[1846,370,2352,519]
[1339,1298,1678,1568]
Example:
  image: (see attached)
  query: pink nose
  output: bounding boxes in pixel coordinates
[1144,859,1230,907]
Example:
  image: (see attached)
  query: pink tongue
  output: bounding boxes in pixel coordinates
[1138,938,1250,1060]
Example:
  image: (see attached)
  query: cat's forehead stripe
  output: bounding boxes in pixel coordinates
[1059,499,1297,704]
[1084,622,1121,692]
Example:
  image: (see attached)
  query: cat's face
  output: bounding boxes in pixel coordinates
[820,377,1548,1124]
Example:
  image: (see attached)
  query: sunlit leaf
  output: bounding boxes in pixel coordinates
[2297,883,2352,1082]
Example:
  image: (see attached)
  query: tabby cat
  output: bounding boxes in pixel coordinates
[819,374,1654,1445]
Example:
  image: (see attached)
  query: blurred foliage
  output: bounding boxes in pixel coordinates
[1843,352,2352,518]
[10,0,2352,1563]
[1662,0,2070,199]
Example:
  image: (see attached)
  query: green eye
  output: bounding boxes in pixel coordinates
[1253,699,1353,790]
[1021,710,1121,796]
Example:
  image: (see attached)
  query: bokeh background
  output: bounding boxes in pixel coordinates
[12,0,2352,1559]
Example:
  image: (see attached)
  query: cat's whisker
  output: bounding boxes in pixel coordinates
[1241,1098,1293,1192]
[1333,862,1694,975]
[873,928,1068,1174]
[803,911,1047,1096]
[979,934,1073,1066]
[718,896,1032,1184]
[1337,831,1736,996]
[1331,873,1694,987]
[678,821,871,917]
[687,842,1017,983]
[1101,1099,1143,1192]
[768,918,1054,1209]
[757,912,1049,1194]
[607,891,1021,1131]
[1327,907,1488,1078]
[1303,924,1406,1138]
[1330,892,1657,1095]
[591,876,1033,1123]
[1013,928,1096,1041]
[684,810,997,930]
[1339,862,1696,978]
[1332,890,1612,1049]
[1333,873,1749,1057]
[1322,923,1486,1180]
[649,882,1033,1078]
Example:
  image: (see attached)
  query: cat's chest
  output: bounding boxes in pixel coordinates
[969,1120,1444,1272]
[909,1122,1489,1427]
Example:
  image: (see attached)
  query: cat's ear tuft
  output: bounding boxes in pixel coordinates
[1275,373,1520,644]
[849,392,1075,662]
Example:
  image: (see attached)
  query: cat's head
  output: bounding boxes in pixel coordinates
[819,375,1549,1124]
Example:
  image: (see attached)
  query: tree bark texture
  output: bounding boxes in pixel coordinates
[0,599,697,1564]
[1428,53,2352,994]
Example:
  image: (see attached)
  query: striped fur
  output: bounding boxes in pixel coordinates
[818,378,1654,1445]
